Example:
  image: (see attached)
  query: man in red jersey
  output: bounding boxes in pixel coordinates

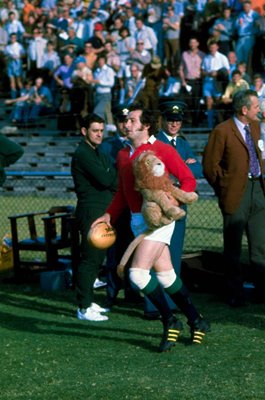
[92,105,210,351]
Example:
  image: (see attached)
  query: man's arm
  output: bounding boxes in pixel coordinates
[202,127,225,190]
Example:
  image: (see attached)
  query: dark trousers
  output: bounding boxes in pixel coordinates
[222,178,265,299]
[105,209,135,301]
[186,79,203,126]
[75,206,107,309]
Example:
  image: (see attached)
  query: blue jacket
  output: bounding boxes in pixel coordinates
[156,130,203,179]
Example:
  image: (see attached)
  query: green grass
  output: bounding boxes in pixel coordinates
[0,282,265,400]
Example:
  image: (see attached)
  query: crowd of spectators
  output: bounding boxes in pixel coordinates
[0,0,265,129]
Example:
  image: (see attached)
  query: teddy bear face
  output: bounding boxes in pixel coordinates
[138,151,165,177]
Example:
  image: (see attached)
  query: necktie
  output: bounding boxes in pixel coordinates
[244,125,260,177]
[171,138,176,147]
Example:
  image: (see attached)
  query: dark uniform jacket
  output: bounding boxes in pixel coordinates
[71,139,117,209]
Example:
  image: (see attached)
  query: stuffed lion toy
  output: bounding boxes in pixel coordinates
[117,150,198,278]
[133,150,198,230]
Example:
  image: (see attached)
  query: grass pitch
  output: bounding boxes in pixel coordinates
[0,281,264,400]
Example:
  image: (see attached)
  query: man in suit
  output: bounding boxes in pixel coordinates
[203,89,265,306]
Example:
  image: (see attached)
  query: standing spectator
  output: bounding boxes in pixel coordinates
[179,36,205,126]
[252,3,265,74]
[53,52,75,112]
[137,56,169,112]
[209,7,235,55]
[128,38,151,72]
[162,4,181,76]
[116,26,135,104]
[82,41,97,70]
[62,26,84,55]
[124,3,137,36]
[53,53,75,91]
[4,32,25,98]
[203,90,265,306]
[201,38,230,128]
[234,0,260,71]
[88,22,106,55]
[134,16,158,56]
[70,55,94,119]
[44,23,58,50]
[126,63,143,101]
[27,27,47,79]
[72,10,90,43]
[146,0,163,60]
[4,10,25,41]
[227,51,238,79]
[71,113,117,321]
[0,134,24,186]
[22,0,36,25]
[40,40,61,87]
[104,41,121,73]
[93,53,116,124]
[0,20,8,90]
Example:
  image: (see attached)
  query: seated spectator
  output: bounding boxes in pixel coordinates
[5,78,33,123]
[237,61,252,85]
[221,69,249,105]
[4,32,25,98]
[217,69,249,121]
[25,76,53,121]
[251,73,265,99]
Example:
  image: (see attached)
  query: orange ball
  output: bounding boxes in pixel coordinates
[87,222,116,249]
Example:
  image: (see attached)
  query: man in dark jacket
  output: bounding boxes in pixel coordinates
[71,113,117,321]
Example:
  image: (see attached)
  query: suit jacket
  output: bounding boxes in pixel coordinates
[202,118,265,214]
[157,130,203,179]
